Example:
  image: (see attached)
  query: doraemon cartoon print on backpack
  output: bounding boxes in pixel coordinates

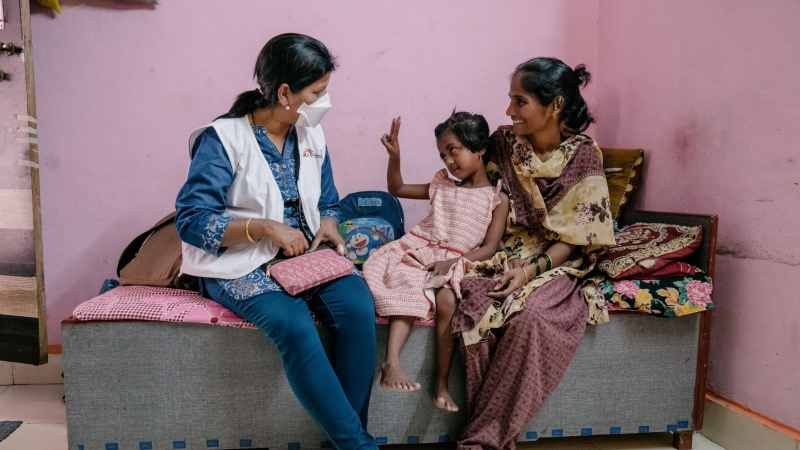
[338,191,405,267]
[338,218,394,265]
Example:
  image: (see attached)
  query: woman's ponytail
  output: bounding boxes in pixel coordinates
[217,89,266,120]
[572,64,591,88]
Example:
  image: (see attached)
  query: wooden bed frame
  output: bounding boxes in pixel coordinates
[620,211,717,450]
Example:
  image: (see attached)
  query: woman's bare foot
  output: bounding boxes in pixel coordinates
[433,384,459,412]
[380,361,421,391]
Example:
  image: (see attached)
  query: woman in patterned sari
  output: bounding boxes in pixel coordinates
[453,57,616,450]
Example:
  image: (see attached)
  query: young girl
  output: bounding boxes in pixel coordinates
[363,111,509,412]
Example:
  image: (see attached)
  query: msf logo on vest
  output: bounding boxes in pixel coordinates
[303,148,323,159]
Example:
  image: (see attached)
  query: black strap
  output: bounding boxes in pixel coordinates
[293,128,301,182]
[291,131,315,245]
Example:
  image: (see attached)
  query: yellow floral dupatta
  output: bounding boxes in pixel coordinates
[461,127,616,345]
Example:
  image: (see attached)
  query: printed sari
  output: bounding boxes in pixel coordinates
[453,127,615,450]
[458,127,616,346]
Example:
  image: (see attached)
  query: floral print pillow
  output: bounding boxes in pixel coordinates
[597,223,702,279]
[588,270,712,317]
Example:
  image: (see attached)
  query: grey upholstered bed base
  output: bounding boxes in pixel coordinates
[63,313,698,450]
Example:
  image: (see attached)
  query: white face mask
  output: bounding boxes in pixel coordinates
[294,92,332,128]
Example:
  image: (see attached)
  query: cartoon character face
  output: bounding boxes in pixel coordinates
[348,232,371,256]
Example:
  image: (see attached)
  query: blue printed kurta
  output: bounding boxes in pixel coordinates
[175,124,341,300]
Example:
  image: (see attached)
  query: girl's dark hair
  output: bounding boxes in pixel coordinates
[218,33,337,119]
[434,110,493,164]
[513,57,595,134]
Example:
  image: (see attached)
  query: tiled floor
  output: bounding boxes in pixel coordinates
[0,385,67,450]
[0,384,726,450]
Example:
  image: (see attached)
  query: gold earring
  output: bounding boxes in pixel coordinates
[552,111,558,119]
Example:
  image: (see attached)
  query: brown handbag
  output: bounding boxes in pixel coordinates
[117,212,195,290]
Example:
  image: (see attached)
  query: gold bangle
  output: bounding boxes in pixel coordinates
[245,218,256,243]
[521,265,530,283]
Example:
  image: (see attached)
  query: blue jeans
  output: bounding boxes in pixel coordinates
[201,274,379,450]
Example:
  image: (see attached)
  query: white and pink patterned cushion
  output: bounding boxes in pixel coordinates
[72,286,257,329]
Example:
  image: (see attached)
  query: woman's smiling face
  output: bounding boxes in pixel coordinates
[505,72,554,137]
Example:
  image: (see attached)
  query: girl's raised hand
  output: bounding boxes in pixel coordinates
[380,116,402,157]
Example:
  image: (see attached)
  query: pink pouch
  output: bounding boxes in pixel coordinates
[267,248,354,296]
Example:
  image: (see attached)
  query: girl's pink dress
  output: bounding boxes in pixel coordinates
[364,169,502,320]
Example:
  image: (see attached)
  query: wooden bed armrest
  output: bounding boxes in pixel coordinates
[618,210,718,278]
[620,210,718,434]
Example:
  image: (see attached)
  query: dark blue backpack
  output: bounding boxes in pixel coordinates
[338,191,405,266]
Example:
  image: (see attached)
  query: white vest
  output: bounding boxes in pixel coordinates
[181,117,326,279]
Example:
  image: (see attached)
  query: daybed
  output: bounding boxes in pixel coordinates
[62,208,716,450]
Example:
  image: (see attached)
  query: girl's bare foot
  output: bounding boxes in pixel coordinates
[433,384,459,412]
[380,361,421,391]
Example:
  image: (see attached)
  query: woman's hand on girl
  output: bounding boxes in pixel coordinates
[380,116,402,157]
[488,268,527,299]
[424,258,459,277]
[310,217,346,254]
[507,257,524,270]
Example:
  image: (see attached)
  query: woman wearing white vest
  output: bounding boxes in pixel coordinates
[175,34,378,450]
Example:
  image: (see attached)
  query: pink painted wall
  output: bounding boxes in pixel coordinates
[30,0,599,343]
[597,0,800,429]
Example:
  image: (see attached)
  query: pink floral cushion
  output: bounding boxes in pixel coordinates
[72,286,257,328]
